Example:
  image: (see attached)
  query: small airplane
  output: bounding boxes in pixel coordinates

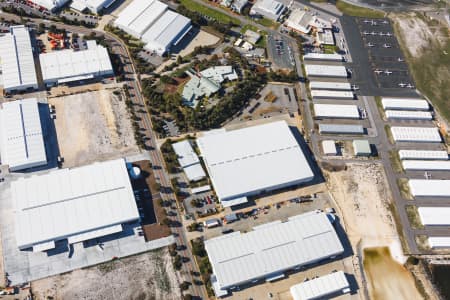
[378,32,385,36]
[384,70,393,75]
[382,20,389,24]
[367,42,375,47]
[374,69,383,74]
[371,21,378,26]
[363,19,372,23]
[398,82,406,88]
[385,32,393,36]
[370,31,377,35]
[397,57,404,62]
[363,31,370,35]
[406,83,414,88]
[382,43,392,48]
[351,84,360,90]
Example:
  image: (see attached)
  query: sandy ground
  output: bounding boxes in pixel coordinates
[31,248,181,300]
[391,13,447,58]
[50,89,139,167]
[326,163,401,255]
[363,247,422,300]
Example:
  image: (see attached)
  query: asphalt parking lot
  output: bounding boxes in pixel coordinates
[267,34,295,70]
[341,16,417,97]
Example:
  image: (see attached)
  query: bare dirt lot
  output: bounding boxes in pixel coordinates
[31,248,181,300]
[363,247,421,300]
[50,89,139,167]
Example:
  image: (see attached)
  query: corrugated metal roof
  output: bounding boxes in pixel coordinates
[385,110,432,120]
[0,26,38,92]
[353,140,371,155]
[172,140,200,168]
[418,207,450,226]
[398,150,448,160]
[409,179,450,197]
[428,237,450,248]
[197,121,314,202]
[314,104,359,119]
[303,53,343,61]
[205,212,344,289]
[311,90,354,99]
[381,98,429,111]
[390,127,441,143]
[31,0,70,10]
[305,65,347,77]
[322,140,336,155]
[183,164,206,182]
[0,98,47,171]
[114,0,168,37]
[290,271,350,300]
[402,160,450,171]
[309,81,352,91]
[318,124,364,134]
[13,159,139,249]
[250,0,285,21]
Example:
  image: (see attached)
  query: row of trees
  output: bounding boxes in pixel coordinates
[177,5,233,35]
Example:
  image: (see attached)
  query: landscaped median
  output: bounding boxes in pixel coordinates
[179,0,241,26]
[405,205,424,229]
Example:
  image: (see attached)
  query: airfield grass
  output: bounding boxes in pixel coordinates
[179,0,241,25]
[336,0,385,18]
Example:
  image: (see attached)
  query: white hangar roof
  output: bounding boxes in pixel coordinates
[303,53,343,61]
[290,271,350,300]
[408,179,450,197]
[30,0,70,11]
[314,104,360,119]
[12,159,139,250]
[390,127,441,143]
[381,98,429,111]
[309,81,352,91]
[0,26,38,92]
[385,110,433,120]
[418,207,450,226]
[398,150,448,161]
[0,99,47,171]
[39,42,113,84]
[402,160,450,171]
[428,237,450,249]
[304,64,347,77]
[311,90,354,99]
[114,0,168,37]
[197,121,314,203]
[205,212,344,289]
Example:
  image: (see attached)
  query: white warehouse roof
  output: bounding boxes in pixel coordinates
[0,26,38,93]
[318,124,364,134]
[114,0,168,37]
[305,65,347,77]
[303,53,343,61]
[70,0,117,13]
[381,98,429,111]
[402,160,450,171]
[322,140,337,155]
[408,179,450,197]
[197,121,314,204]
[250,0,286,21]
[39,42,113,85]
[314,104,359,119]
[142,10,191,55]
[398,150,448,160]
[30,0,70,11]
[0,99,47,171]
[385,110,432,120]
[205,212,344,290]
[13,159,139,250]
[390,127,441,143]
[418,207,450,226]
[309,81,352,91]
[428,237,450,249]
[311,90,354,100]
[290,271,350,300]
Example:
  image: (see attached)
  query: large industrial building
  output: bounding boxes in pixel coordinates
[114,0,192,55]
[0,99,47,172]
[39,41,114,86]
[197,121,314,207]
[418,207,450,226]
[284,9,332,34]
[172,140,206,182]
[381,98,429,111]
[0,26,38,94]
[408,179,450,197]
[402,160,450,171]
[205,211,344,294]
[12,159,139,251]
[290,271,350,300]
[250,0,286,21]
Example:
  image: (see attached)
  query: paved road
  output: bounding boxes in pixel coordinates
[0,11,207,298]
